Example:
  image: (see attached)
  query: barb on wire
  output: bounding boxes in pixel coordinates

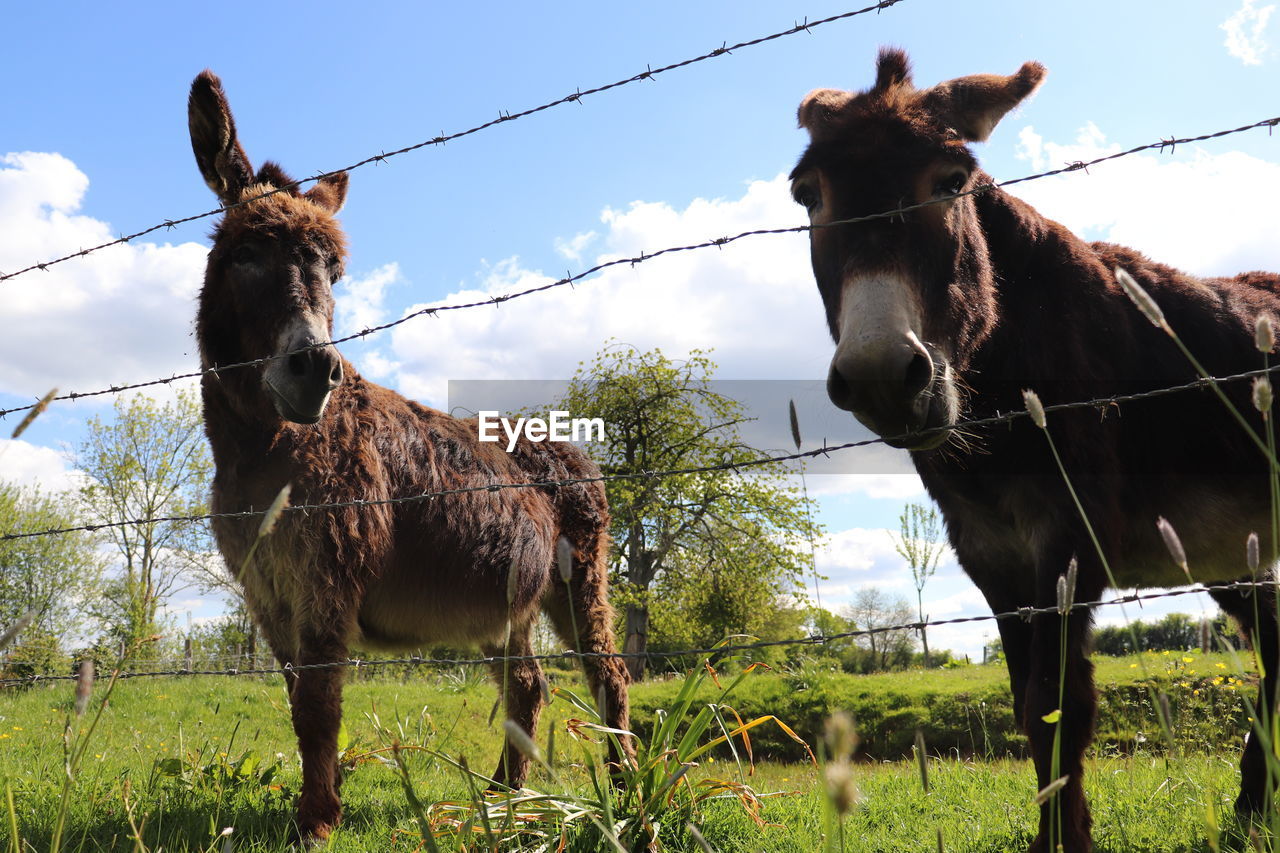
[1,360,1277,544]
[1,113,1275,425]
[0,1,908,285]
[1,578,1266,689]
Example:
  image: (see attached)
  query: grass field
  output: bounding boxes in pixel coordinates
[0,654,1269,851]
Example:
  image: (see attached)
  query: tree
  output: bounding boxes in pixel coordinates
[0,481,103,652]
[553,343,819,679]
[1092,612,1225,655]
[648,518,808,664]
[845,586,915,671]
[76,390,213,650]
[889,502,946,665]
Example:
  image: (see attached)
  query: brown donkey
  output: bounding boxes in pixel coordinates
[792,50,1280,851]
[188,70,631,842]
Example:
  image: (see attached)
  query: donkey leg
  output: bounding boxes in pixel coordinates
[1024,602,1099,853]
[483,628,546,790]
[1209,584,1280,815]
[290,629,349,842]
[254,601,298,700]
[980,584,1035,729]
[544,566,633,771]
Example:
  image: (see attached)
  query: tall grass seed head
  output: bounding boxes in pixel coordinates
[914,728,930,793]
[256,482,292,539]
[506,554,520,606]
[0,608,36,653]
[824,711,858,761]
[74,659,94,717]
[1253,376,1273,414]
[1257,314,1275,354]
[1156,516,1189,576]
[1248,532,1261,576]
[556,536,574,584]
[824,762,860,816]
[1022,389,1046,429]
[502,718,544,765]
[10,388,57,440]
[1033,774,1069,806]
[1115,267,1167,329]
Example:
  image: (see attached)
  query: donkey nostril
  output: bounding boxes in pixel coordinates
[903,350,933,397]
[288,353,307,377]
[329,363,342,384]
[826,363,855,411]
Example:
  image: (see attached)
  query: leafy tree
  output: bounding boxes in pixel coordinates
[648,518,808,665]
[889,502,946,664]
[553,343,819,679]
[76,390,213,650]
[800,607,862,672]
[0,481,102,640]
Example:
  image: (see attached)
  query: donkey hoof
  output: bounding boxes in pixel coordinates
[293,824,334,850]
[1234,791,1265,816]
[294,805,340,847]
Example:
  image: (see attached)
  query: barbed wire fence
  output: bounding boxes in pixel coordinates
[0,579,1268,689]
[0,0,908,286]
[1,360,1278,544]
[1,114,1275,425]
[0,6,1276,698]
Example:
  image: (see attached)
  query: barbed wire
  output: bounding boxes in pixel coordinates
[0,579,1263,689]
[0,1,907,286]
[2,358,1277,545]
[0,113,1275,426]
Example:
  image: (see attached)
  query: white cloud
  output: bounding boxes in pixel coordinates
[819,527,905,574]
[0,152,208,399]
[800,473,926,499]
[0,439,83,492]
[554,231,597,263]
[1012,124,1280,276]
[384,176,829,407]
[817,526,958,582]
[1222,0,1276,65]
[335,262,402,337]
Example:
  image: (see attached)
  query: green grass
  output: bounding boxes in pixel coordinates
[0,655,1266,851]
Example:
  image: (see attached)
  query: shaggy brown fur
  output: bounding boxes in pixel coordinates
[188,70,631,842]
[793,49,1280,852]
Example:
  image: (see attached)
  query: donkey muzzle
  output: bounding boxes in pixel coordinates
[827,335,955,450]
[263,331,343,425]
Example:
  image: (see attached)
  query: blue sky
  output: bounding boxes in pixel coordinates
[1,0,1277,656]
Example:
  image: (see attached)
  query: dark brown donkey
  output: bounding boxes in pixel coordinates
[188,71,631,842]
[791,49,1280,851]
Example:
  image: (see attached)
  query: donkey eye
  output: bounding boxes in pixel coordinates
[792,184,821,212]
[230,244,259,266]
[933,172,968,198]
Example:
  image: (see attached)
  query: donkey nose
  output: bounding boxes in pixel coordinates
[287,344,344,390]
[827,334,934,431]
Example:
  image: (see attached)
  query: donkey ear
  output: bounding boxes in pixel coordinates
[304,172,348,214]
[920,61,1047,142]
[188,70,254,203]
[797,88,854,134]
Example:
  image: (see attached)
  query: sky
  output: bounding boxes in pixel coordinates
[0,0,1278,658]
